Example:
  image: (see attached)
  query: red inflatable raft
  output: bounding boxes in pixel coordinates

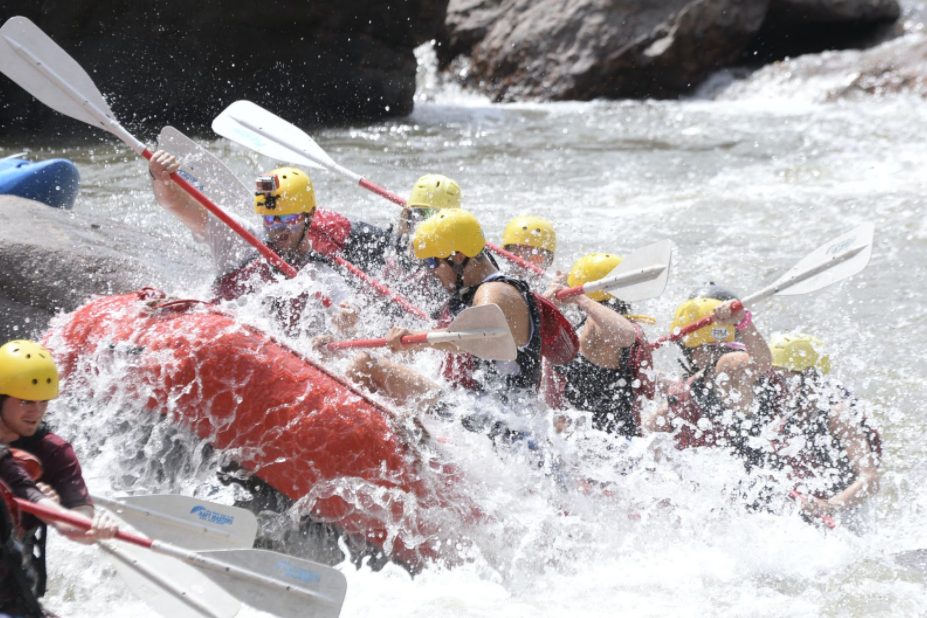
[46,288,477,569]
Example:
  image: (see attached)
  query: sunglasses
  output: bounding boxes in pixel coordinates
[424,256,454,269]
[262,214,303,226]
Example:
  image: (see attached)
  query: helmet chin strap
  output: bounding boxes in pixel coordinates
[451,256,472,297]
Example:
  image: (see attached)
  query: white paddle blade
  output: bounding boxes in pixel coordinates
[0,17,116,133]
[198,548,347,618]
[212,100,329,170]
[101,542,241,618]
[439,303,517,361]
[158,126,253,215]
[771,222,874,297]
[97,494,258,550]
[592,239,673,302]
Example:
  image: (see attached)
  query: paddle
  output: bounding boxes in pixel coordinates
[0,16,297,279]
[92,494,258,550]
[157,126,253,219]
[554,239,673,302]
[212,100,549,276]
[161,123,428,320]
[15,497,347,618]
[650,222,874,350]
[93,494,258,618]
[328,303,517,361]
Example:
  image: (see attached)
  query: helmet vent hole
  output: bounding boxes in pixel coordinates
[31,378,38,385]
[25,354,31,359]
[46,378,51,384]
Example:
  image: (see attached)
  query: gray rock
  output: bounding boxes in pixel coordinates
[713,31,927,101]
[0,196,173,340]
[0,0,448,137]
[440,0,771,100]
[439,0,901,101]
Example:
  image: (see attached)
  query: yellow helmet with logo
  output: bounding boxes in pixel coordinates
[408,174,461,211]
[568,252,622,302]
[770,333,831,374]
[0,340,59,401]
[412,209,486,259]
[669,298,735,348]
[253,167,316,216]
[502,215,556,253]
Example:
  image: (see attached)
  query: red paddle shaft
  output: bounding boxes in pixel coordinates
[143,149,299,279]
[649,300,744,350]
[327,333,428,351]
[15,498,154,548]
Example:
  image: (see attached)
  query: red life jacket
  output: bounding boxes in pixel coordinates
[305,209,352,257]
[665,370,787,451]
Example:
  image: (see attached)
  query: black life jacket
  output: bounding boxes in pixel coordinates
[441,273,543,396]
[0,467,43,618]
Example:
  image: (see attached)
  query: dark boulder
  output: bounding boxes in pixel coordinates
[438,0,901,101]
[0,0,448,138]
[744,0,901,63]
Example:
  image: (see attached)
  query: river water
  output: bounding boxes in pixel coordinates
[3,22,927,618]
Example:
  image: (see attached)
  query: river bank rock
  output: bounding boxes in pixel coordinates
[710,31,927,101]
[0,196,174,341]
[437,0,901,101]
[0,0,447,138]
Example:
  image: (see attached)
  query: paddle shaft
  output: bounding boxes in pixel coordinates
[650,240,868,350]
[328,328,503,351]
[145,151,299,278]
[15,498,333,604]
[328,333,428,351]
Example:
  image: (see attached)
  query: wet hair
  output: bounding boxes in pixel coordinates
[602,297,631,316]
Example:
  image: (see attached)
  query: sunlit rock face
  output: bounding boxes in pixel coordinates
[0,0,448,137]
[436,0,900,101]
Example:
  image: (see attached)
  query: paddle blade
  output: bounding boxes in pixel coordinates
[101,542,241,618]
[598,239,673,302]
[158,126,252,217]
[772,222,874,297]
[212,100,329,170]
[0,16,115,132]
[97,494,258,550]
[442,303,517,361]
[198,548,347,618]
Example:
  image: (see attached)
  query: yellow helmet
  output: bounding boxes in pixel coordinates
[253,167,316,216]
[501,215,557,253]
[770,333,831,374]
[408,174,461,211]
[0,340,59,401]
[412,209,486,259]
[669,298,735,349]
[567,252,622,302]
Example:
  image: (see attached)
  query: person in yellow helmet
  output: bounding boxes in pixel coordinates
[380,174,463,307]
[765,333,880,525]
[545,252,655,438]
[645,284,779,466]
[347,210,548,443]
[148,151,390,303]
[0,340,118,613]
[501,215,557,272]
[395,173,461,247]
